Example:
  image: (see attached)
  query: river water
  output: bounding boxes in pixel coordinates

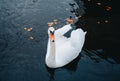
[0,0,120,81]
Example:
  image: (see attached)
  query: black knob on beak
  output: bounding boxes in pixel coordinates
[50,30,54,35]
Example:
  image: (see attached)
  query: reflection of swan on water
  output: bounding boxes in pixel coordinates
[45,24,86,68]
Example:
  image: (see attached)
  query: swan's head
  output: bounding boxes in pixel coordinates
[48,27,55,42]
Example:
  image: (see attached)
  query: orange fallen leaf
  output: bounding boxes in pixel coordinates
[105,6,111,11]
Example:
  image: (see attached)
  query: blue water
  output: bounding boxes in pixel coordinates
[0,0,120,81]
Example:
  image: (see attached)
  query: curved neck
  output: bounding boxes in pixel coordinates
[47,39,56,67]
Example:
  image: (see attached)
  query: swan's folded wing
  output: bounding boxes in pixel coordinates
[55,24,72,36]
[70,28,87,49]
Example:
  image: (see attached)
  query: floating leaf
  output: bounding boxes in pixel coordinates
[105,6,111,11]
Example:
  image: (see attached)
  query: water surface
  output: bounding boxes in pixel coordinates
[0,0,120,81]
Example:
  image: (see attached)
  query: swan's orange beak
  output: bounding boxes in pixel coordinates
[50,34,55,42]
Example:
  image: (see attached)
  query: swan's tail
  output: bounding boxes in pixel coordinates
[70,28,87,49]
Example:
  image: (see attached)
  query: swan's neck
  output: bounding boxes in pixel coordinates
[47,39,56,67]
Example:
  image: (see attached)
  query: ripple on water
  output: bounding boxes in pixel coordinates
[0,39,8,52]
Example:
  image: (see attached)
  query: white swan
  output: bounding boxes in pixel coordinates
[45,24,87,68]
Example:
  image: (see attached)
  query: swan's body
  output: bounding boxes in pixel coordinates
[46,24,86,68]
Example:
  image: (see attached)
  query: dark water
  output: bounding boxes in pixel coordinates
[0,0,120,81]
